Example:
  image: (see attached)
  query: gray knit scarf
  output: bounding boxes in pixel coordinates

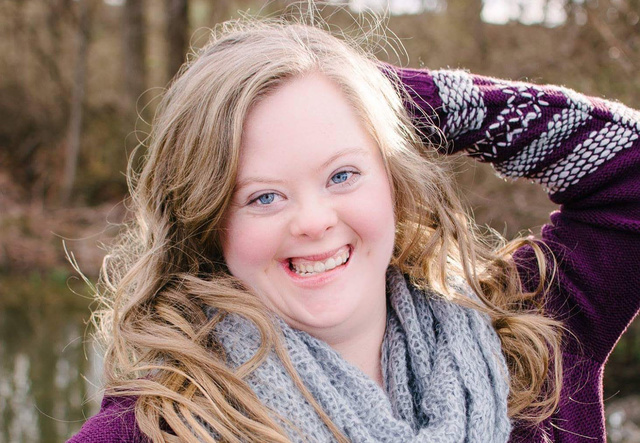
[214,267,511,442]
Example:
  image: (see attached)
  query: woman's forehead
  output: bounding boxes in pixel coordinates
[236,73,379,177]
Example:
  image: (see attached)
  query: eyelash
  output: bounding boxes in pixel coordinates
[329,169,359,186]
[246,169,360,207]
[248,192,280,206]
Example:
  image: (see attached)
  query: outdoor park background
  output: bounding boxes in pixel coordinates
[1,0,639,441]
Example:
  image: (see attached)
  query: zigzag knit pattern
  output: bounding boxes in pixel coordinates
[430,70,639,196]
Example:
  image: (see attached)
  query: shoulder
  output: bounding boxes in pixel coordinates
[67,396,148,443]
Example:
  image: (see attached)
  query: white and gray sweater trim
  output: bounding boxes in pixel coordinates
[432,70,639,195]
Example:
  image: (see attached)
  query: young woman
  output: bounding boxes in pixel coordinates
[69,17,640,443]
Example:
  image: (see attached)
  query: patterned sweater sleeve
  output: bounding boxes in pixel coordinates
[394,67,640,364]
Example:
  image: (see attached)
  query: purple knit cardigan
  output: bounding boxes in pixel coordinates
[68,68,640,443]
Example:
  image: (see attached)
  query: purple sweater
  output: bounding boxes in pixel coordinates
[68,69,640,443]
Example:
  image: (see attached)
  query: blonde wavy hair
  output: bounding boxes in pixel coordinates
[93,10,563,443]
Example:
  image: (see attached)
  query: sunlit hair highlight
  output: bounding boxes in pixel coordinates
[92,8,563,443]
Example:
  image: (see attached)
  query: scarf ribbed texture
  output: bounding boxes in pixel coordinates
[214,267,511,442]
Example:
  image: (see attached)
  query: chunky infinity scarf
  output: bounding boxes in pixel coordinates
[214,267,511,442]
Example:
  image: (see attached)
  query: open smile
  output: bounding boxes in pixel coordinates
[283,245,352,279]
[289,246,350,276]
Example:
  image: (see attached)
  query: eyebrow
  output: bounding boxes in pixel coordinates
[317,146,370,172]
[235,146,371,192]
[235,176,285,193]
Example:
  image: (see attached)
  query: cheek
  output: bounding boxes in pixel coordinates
[354,205,394,239]
[346,179,396,251]
[222,214,281,276]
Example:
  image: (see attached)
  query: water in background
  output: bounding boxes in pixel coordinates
[0,274,101,443]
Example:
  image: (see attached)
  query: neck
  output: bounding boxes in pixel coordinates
[326,305,387,387]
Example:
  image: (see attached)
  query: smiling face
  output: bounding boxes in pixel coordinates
[222,73,396,345]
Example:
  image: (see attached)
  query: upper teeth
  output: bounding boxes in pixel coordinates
[290,250,350,275]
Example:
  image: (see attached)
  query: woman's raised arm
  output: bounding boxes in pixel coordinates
[394,67,640,442]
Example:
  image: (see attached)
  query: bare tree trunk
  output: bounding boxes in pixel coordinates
[208,0,232,24]
[123,0,147,111]
[165,0,189,81]
[60,0,90,205]
[446,0,487,63]
[586,5,637,74]
[470,0,487,60]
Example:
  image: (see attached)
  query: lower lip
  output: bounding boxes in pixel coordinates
[281,247,352,287]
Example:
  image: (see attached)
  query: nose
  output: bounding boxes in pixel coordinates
[289,196,339,239]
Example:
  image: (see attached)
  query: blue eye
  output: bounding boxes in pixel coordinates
[331,171,352,184]
[251,193,277,205]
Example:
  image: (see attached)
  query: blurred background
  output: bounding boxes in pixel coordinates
[0,0,639,441]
